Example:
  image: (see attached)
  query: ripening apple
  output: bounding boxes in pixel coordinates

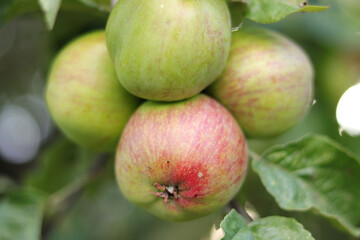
[115,94,248,221]
[46,31,141,152]
[106,0,231,101]
[208,28,313,138]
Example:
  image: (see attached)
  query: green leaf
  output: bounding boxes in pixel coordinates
[0,0,39,28]
[299,5,330,13]
[25,137,97,195]
[0,189,46,240]
[240,216,314,240]
[0,175,16,195]
[38,0,62,30]
[0,0,107,29]
[77,0,112,12]
[221,210,314,240]
[243,0,329,24]
[221,209,249,240]
[252,134,360,237]
[227,1,247,30]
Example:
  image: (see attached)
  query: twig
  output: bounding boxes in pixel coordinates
[41,153,111,240]
[229,199,253,223]
[248,150,261,161]
[228,149,263,222]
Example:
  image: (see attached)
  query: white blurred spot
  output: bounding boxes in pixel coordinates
[160,4,164,8]
[0,104,41,164]
[312,99,317,105]
[14,94,53,142]
[245,201,260,220]
[336,82,360,137]
[209,225,225,240]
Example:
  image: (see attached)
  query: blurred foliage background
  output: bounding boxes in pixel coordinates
[0,0,359,239]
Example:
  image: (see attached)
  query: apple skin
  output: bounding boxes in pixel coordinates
[106,0,231,101]
[46,31,141,152]
[115,94,248,221]
[208,28,313,138]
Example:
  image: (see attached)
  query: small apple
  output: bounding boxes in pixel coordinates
[115,94,248,221]
[208,28,313,138]
[46,31,141,152]
[106,0,231,101]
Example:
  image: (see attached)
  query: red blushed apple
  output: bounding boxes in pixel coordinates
[115,94,248,221]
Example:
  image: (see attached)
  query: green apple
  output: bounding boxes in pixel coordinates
[208,28,313,138]
[46,31,141,152]
[106,0,231,101]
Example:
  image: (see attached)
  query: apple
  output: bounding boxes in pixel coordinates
[208,28,313,138]
[106,0,231,101]
[46,31,141,152]
[115,94,248,221]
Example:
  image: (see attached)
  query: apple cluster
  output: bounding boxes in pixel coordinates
[46,0,313,221]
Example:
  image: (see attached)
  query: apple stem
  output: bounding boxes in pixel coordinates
[229,199,253,223]
[151,182,180,204]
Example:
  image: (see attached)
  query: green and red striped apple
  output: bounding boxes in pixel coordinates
[208,28,313,138]
[115,94,248,221]
[46,31,141,152]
